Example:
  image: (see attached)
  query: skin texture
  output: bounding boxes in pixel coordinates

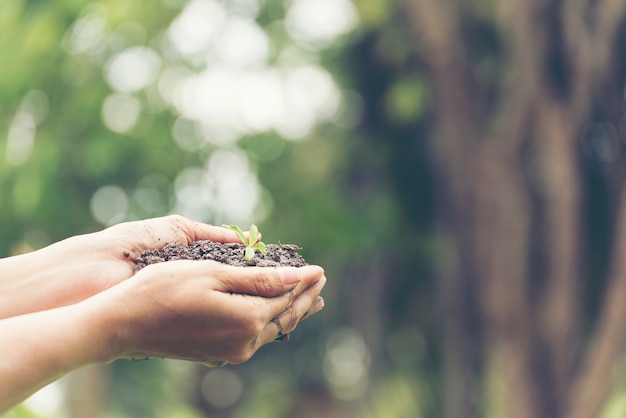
[0,215,326,414]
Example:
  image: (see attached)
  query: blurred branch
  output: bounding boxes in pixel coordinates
[596,0,626,46]
[564,0,626,116]
[535,104,582,411]
[402,1,544,416]
[402,0,476,239]
[472,148,540,418]
[563,0,592,116]
[560,3,626,417]
[401,2,483,417]
[568,181,626,418]
[513,0,626,401]
[403,0,477,151]
[503,0,546,98]
[403,0,463,76]
[489,0,547,151]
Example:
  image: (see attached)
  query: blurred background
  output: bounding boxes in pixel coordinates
[3,0,626,417]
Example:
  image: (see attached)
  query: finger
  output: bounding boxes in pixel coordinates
[282,276,326,330]
[270,317,287,342]
[258,275,326,346]
[187,222,246,244]
[184,221,259,243]
[252,265,325,320]
[211,264,311,297]
[261,266,325,320]
[158,215,242,244]
[301,296,325,321]
[287,265,325,295]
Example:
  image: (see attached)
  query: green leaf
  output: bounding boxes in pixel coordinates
[224,224,266,260]
[253,241,267,255]
[222,224,247,245]
[249,224,259,245]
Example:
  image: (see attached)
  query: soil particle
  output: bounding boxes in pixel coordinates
[133,240,307,272]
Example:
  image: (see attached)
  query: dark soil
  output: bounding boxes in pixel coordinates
[133,240,308,272]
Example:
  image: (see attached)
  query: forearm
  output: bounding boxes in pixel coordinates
[0,302,116,414]
[0,233,130,319]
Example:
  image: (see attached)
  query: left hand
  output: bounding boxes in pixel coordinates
[0,215,243,319]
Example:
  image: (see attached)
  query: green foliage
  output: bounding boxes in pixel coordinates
[222,224,267,261]
[0,0,443,416]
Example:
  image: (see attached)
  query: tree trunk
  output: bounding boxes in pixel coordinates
[401,0,626,416]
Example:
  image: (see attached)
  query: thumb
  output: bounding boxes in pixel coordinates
[212,265,302,297]
[178,219,243,244]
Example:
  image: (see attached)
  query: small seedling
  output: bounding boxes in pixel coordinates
[222,224,267,261]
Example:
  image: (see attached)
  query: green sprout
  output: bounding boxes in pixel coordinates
[222,224,267,261]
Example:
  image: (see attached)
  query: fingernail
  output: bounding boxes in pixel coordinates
[278,267,300,285]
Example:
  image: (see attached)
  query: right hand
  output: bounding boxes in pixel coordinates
[90,260,326,366]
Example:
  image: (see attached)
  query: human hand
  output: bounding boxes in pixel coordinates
[89,260,326,366]
[0,215,244,319]
[0,260,325,413]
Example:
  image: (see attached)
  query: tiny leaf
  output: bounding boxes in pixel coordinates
[253,241,267,255]
[249,224,259,245]
[222,224,247,245]
[244,246,255,261]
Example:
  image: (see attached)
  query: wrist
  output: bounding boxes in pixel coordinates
[76,292,130,364]
[0,299,122,412]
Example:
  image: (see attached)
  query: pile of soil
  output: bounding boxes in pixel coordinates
[133,240,308,271]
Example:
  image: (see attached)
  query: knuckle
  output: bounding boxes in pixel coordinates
[252,315,267,336]
[166,214,187,224]
[240,314,265,337]
[166,214,195,242]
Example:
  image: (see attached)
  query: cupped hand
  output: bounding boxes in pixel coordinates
[100,214,244,261]
[92,260,326,366]
[0,215,243,318]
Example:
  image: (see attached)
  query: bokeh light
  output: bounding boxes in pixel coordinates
[323,327,371,400]
[284,0,358,49]
[90,185,130,226]
[22,382,63,417]
[6,111,36,166]
[166,0,227,60]
[101,93,142,133]
[201,368,244,409]
[214,17,269,69]
[61,5,108,56]
[105,47,161,93]
[132,174,171,218]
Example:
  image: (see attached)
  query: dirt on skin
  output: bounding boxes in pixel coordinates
[133,240,308,271]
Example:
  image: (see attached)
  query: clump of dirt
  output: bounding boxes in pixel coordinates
[133,240,308,272]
